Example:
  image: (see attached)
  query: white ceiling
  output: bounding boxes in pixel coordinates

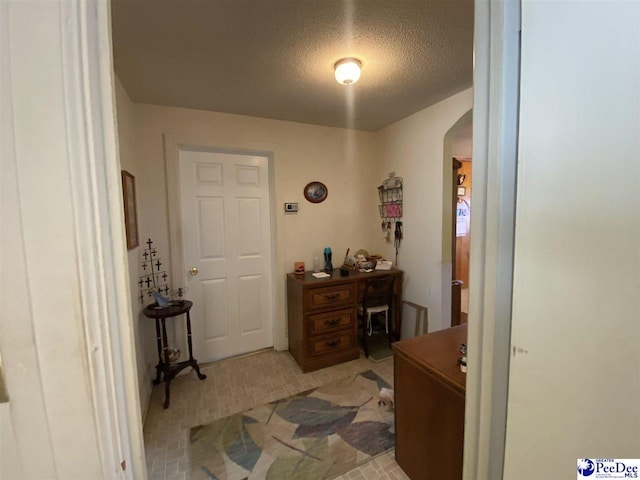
[111,0,474,133]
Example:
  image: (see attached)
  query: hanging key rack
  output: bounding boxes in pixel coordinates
[378,172,403,264]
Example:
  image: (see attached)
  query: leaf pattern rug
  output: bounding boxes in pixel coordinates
[189,370,395,480]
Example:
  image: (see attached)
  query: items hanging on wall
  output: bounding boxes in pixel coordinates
[378,172,403,264]
[138,238,171,305]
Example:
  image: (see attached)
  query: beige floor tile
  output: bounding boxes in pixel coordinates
[144,349,406,479]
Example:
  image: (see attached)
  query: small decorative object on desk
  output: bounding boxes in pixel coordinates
[294,261,305,275]
[375,260,393,270]
[458,343,467,373]
[343,255,357,270]
[323,247,333,273]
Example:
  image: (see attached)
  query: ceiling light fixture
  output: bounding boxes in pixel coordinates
[334,58,362,85]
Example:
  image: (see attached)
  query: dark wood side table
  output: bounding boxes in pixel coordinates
[142,300,206,408]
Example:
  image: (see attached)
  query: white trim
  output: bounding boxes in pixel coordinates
[163,135,280,354]
[463,0,520,478]
[60,1,146,478]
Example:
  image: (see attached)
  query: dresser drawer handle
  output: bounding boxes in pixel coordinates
[324,318,340,327]
[326,339,340,348]
[324,293,340,301]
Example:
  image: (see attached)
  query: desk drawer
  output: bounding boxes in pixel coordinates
[306,284,355,309]
[310,332,354,356]
[308,308,354,336]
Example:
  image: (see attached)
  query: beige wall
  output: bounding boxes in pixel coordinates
[114,78,152,418]
[377,89,474,335]
[504,1,640,476]
[126,100,384,396]
[114,82,474,411]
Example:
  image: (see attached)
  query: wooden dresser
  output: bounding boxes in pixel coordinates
[392,324,467,479]
[286,269,403,372]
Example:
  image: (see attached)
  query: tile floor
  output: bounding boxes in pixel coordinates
[143,349,409,480]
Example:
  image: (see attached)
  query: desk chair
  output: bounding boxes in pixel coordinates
[358,275,396,358]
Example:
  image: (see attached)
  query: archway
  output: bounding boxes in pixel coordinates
[441,109,472,328]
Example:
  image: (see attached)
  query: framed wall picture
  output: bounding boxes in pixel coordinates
[121,170,139,249]
[303,181,328,203]
[457,186,466,196]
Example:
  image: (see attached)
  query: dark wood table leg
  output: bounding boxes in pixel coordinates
[160,317,172,408]
[153,318,163,384]
[160,317,170,365]
[163,381,171,409]
[186,311,206,380]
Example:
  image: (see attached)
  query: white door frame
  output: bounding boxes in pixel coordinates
[3,0,518,476]
[164,136,279,355]
[463,0,520,478]
[2,0,146,477]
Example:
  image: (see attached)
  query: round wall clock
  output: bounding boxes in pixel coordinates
[303,181,328,203]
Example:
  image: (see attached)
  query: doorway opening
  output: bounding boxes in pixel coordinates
[455,157,472,323]
[442,110,473,327]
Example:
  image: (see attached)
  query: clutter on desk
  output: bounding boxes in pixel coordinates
[312,272,330,279]
[357,254,374,271]
[378,172,403,265]
[341,247,393,273]
[294,261,305,275]
[375,260,393,270]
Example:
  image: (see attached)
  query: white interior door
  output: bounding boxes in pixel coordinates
[178,148,273,362]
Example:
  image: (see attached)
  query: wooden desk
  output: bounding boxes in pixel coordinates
[287,268,403,372]
[392,324,467,479]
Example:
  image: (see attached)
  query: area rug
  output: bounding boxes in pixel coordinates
[189,370,394,480]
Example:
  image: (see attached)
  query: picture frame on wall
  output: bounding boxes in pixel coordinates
[457,186,466,196]
[303,181,328,203]
[121,170,139,249]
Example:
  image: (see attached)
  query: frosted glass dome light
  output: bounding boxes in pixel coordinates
[334,58,362,85]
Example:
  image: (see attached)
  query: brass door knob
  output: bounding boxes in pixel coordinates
[189,267,199,276]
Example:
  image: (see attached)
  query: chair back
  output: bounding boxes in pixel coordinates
[361,275,396,311]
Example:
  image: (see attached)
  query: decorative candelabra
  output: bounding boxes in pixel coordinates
[138,238,170,305]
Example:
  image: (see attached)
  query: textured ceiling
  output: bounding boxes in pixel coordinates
[111,0,474,132]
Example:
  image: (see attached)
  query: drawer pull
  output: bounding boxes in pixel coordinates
[324,318,340,327]
[326,339,340,348]
[324,293,339,301]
